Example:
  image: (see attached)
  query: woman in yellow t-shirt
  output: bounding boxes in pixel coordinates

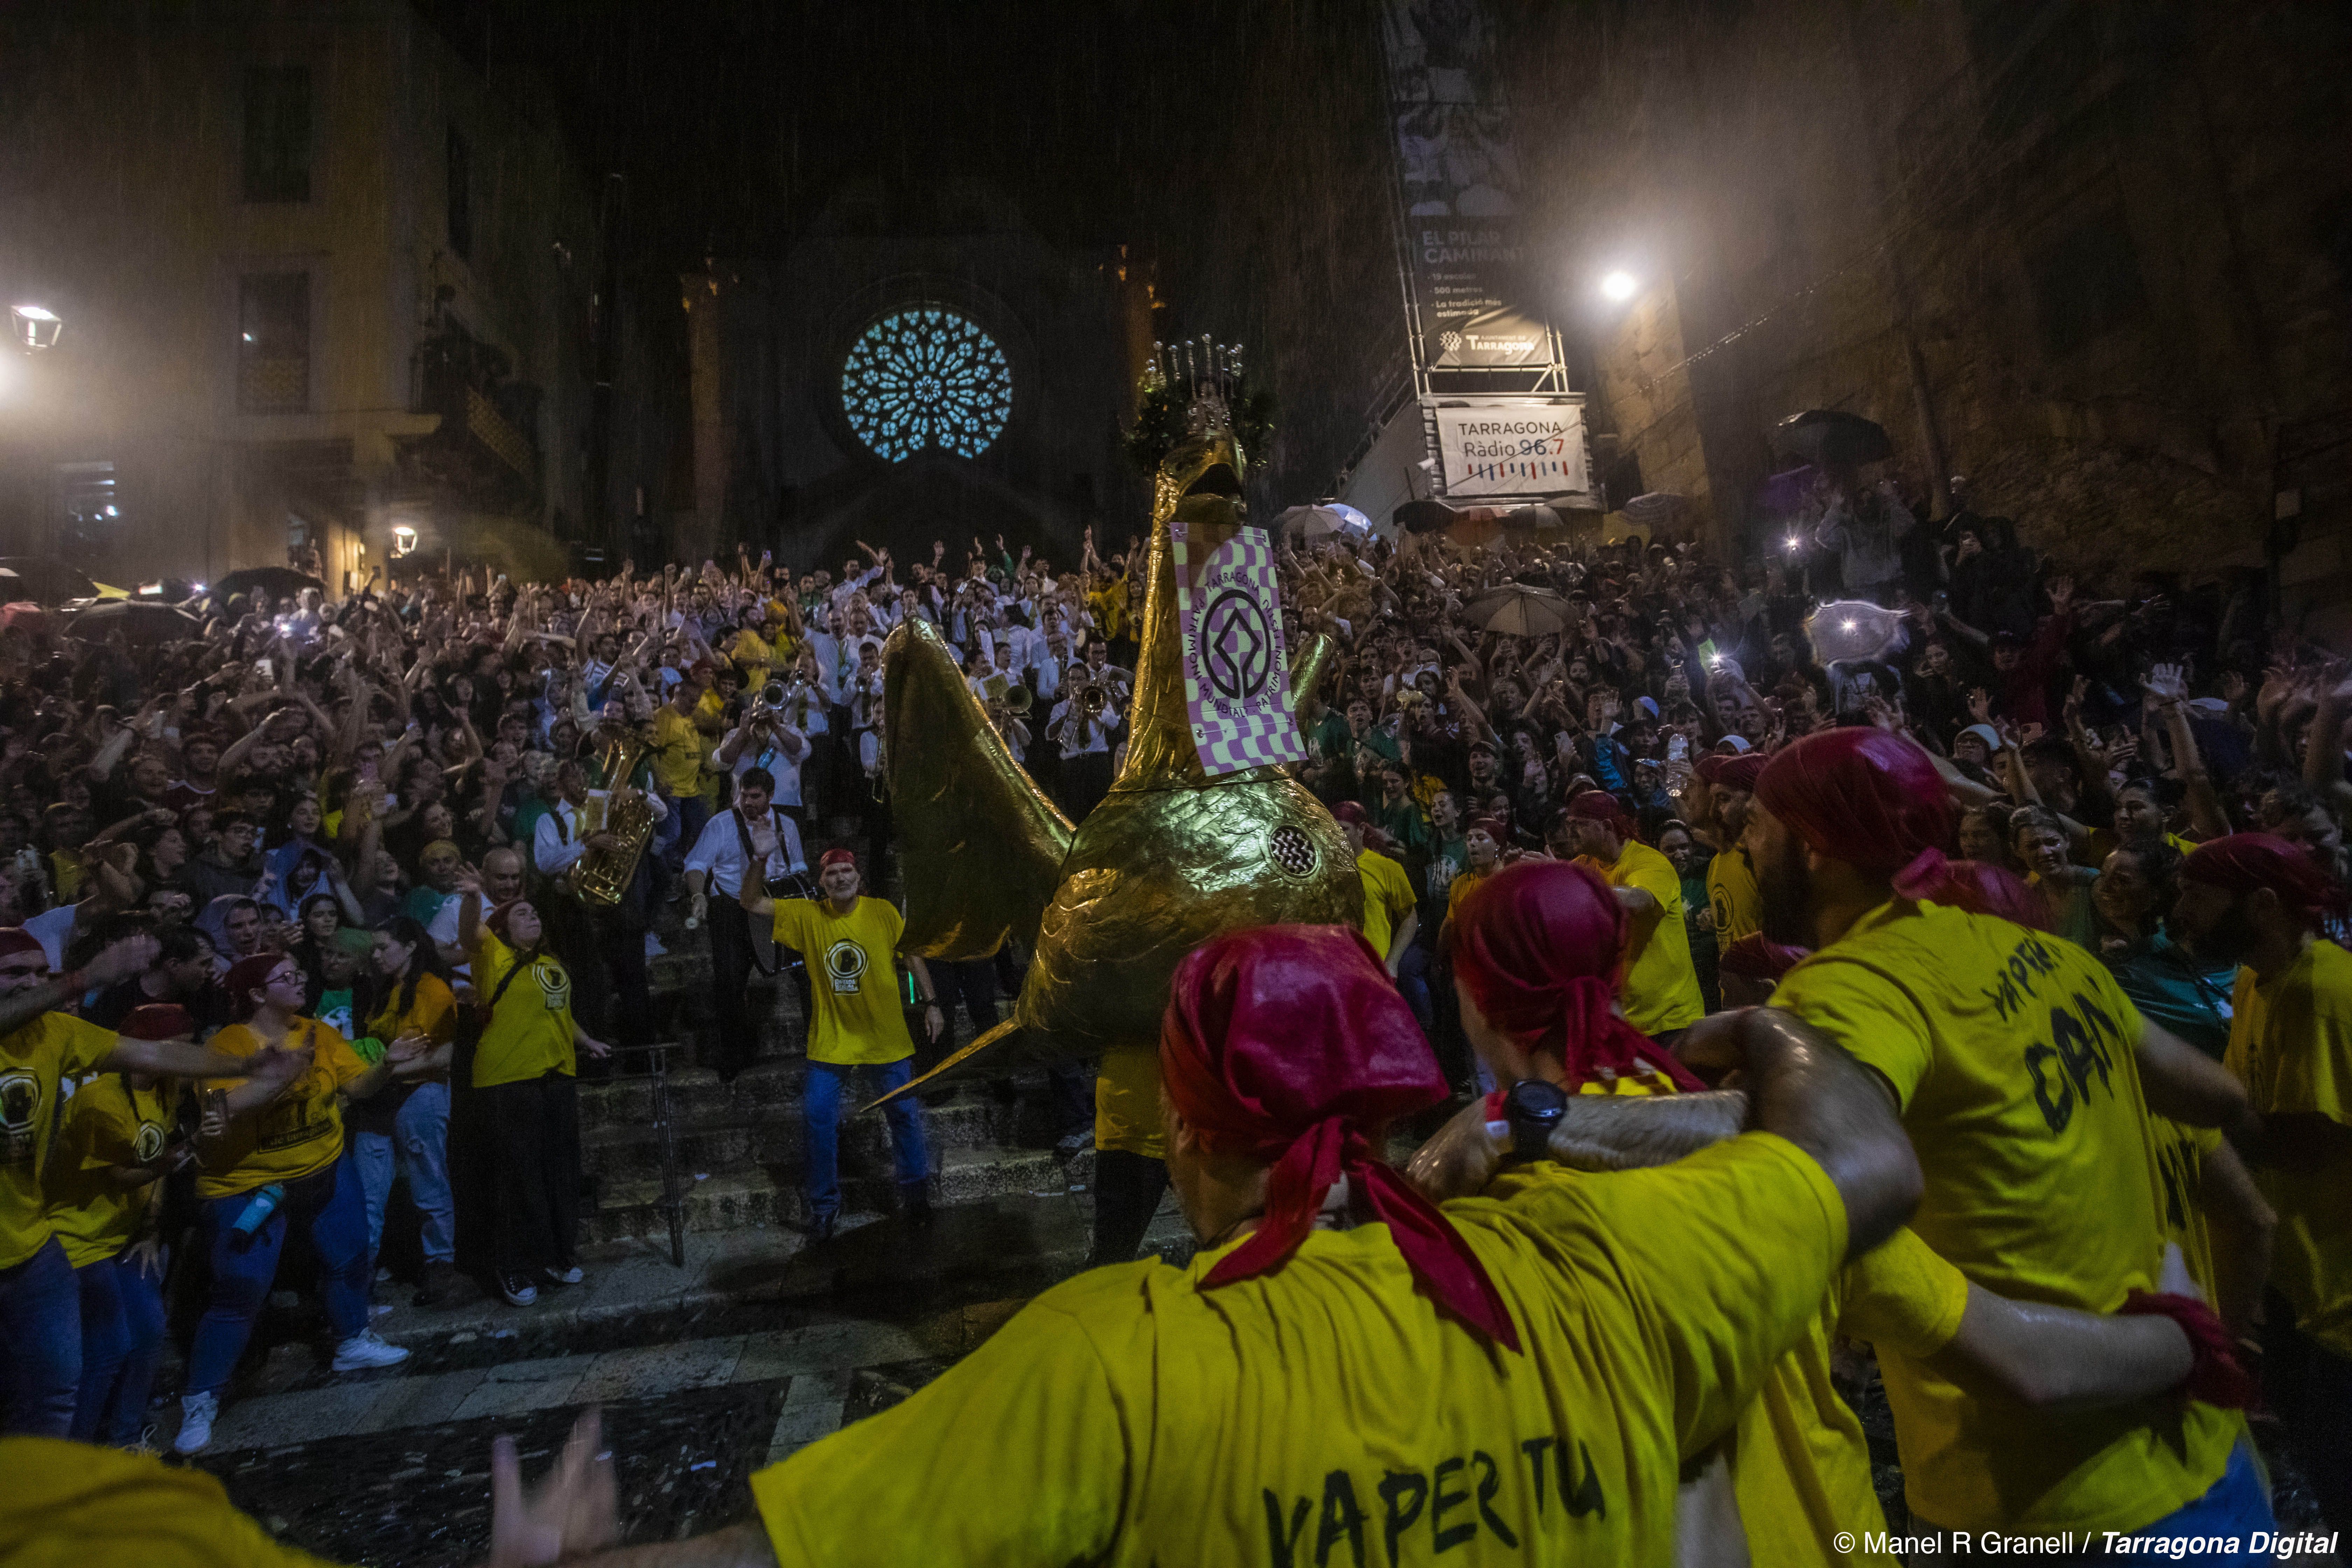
[177,954,425,1454]
[349,917,460,1306]
[453,886,610,1310]
[44,1003,190,1448]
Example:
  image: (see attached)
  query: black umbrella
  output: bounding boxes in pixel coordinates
[209,566,325,605]
[1769,410,1892,468]
[0,556,99,604]
[60,599,204,644]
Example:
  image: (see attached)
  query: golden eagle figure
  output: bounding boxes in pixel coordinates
[874,430,1359,1143]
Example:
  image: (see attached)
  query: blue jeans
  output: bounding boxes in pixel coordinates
[352,1082,455,1265]
[73,1248,167,1444]
[186,1155,372,1400]
[1396,944,1436,1035]
[657,790,708,870]
[802,1057,930,1224]
[0,1236,82,1436]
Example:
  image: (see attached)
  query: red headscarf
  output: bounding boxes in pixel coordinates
[818,847,858,872]
[1566,790,1638,844]
[1161,925,1519,1350]
[1448,861,1706,1092]
[222,953,288,1023]
[1716,933,1810,982]
[1331,800,1368,826]
[0,927,47,964]
[1464,816,1506,843]
[2183,833,2348,930]
[1693,752,1766,793]
[1754,728,1956,898]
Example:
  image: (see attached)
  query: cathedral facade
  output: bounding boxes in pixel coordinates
[674,179,1146,577]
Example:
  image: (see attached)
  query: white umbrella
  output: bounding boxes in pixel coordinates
[1273,504,1369,541]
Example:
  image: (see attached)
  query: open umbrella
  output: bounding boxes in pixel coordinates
[1272,503,1371,540]
[1770,410,1892,468]
[210,566,325,604]
[1464,584,1574,638]
[0,557,99,604]
[60,599,204,644]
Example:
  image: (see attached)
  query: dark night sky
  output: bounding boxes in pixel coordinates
[418,0,1287,266]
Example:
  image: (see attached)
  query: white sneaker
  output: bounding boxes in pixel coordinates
[542,1264,584,1287]
[174,1391,217,1454]
[499,1273,539,1307]
[331,1328,412,1372]
[644,933,668,958]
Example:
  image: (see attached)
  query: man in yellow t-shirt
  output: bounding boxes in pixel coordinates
[0,930,300,1438]
[650,668,719,863]
[2172,833,2352,1531]
[733,923,1921,1568]
[1744,727,2256,1538]
[1334,803,1418,975]
[742,848,942,1242]
[1559,792,1704,1038]
[1693,751,1766,942]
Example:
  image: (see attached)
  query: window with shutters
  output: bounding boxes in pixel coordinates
[237,273,311,413]
[241,66,312,204]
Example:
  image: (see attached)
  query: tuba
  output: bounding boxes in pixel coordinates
[571,730,655,906]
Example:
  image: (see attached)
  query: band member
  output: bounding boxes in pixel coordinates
[532,756,657,1059]
[684,768,809,1081]
[738,849,939,1242]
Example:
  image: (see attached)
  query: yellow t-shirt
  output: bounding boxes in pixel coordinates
[1769,899,2236,1532]
[1707,843,1762,943]
[1094,1045,1164,1161]
[470,934,576,1088]
[197,1021,368,1199]
[772,896,912,1066]
[731,627,776,691]
[1442,865,1496,931]
[2223,939,2352,1359]
[1588,841,1705,1035]
[649,705,706,798]
[367,973,459,1054]
[750,1133,1848,1566]
[44,1074,174,1267]
[1356,847,1418,962]
[0,1436,348,1568]
[0,1013,121,1268]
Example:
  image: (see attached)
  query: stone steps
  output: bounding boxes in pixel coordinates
[583,1147,1084,1243]
[566,878,1053,1245]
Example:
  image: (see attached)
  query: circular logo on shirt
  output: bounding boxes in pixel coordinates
[0,1071,38,1133]
[134,1122,165,1163]
[1267,825,1319,878]
[823,938,868,994]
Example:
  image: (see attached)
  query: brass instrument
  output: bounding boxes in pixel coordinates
[757,676,816,729]
[1004,683,1032,715]
[571,731,654,906]
[1078,683,1109,719]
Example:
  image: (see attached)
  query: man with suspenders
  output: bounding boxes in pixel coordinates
[684,769,810,1081]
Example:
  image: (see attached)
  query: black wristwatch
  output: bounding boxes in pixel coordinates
[1503,1079,1569,1163]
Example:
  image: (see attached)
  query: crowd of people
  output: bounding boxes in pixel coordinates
[0,470,2348,1563]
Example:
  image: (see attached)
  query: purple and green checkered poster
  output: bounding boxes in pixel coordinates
[1170,521,1306,776]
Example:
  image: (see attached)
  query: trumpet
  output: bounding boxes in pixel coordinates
[757,676,817,728]
[1078,683,1110,718]
[1004,683,1033,715]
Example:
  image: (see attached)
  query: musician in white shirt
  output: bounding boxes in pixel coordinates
[681,768,809,1081]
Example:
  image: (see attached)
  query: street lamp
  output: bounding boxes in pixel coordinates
[391,524,420,557]
[10,305,62,351]
[1597,271,1639,303]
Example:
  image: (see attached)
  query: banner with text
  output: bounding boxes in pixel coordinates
[1434,401,1590,500]
[1170,522,1305,776]
[1381,0,1554,371]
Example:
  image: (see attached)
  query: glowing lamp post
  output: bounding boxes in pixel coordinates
[10,305,62,352]
[1597,271,1639,303]
[391,524,420,558]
